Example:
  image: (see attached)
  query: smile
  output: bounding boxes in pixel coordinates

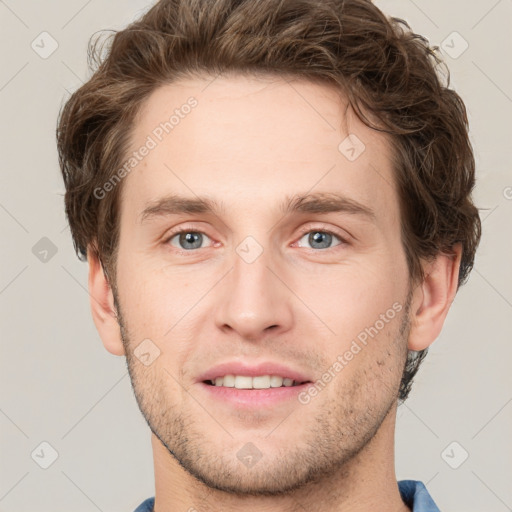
[205,375,308,389]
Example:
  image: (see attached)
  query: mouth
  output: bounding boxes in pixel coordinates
[203,374,311,389]
[198,373,313,408]
[196,361,313,407]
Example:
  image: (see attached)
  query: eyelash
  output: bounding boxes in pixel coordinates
[163,224,348,253]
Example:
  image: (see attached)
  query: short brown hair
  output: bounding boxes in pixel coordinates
[56,0,481,401]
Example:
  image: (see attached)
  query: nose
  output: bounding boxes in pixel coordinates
[214,246,294,342]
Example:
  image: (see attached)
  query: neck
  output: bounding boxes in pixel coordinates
[150,403,410,512]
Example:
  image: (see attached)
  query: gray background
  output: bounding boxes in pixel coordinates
[0,0,511,510]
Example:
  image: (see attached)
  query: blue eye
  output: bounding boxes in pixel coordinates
[165,228,345,252]
[297,230,343,250]
[168,231,212,250]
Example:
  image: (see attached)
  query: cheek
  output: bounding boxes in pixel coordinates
[116,256,208,356]
[115,255,167,339]
[321,303,408,411]
[298,261,406,342]
[294,260,409,399]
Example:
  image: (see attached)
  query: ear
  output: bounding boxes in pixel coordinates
[87,246,125,356]
[407,243,462,351]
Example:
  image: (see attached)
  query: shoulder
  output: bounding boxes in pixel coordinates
[398,480,441,512]
[133,496,155,512]
[398,480,440,512]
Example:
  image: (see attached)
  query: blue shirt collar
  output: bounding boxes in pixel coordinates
[133,480,440,511]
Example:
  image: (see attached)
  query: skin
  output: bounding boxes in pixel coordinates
[88,74,461,512]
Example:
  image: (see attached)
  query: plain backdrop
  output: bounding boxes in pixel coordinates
[0,0,511,511]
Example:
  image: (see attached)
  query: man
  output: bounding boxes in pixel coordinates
[56,0,481,510]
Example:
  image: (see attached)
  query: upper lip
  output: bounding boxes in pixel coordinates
[197,361,312,384]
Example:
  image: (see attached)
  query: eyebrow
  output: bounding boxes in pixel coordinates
[139,192,376,224]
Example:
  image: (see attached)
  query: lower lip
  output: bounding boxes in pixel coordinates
[198,382,312,407]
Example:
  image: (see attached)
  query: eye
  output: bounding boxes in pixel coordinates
[164,227,346,252]
[167,230,212,251]
[296,229,344,250]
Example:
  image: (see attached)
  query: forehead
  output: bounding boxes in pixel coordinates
[120,74,399,227]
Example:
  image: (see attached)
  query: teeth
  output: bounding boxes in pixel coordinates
[222,375,235,387]
[235,376,253,389]
[270,375,284,387]
[252,375,270,389]
[210,375,302,389]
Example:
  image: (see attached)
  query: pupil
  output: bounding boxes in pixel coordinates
[310,231,331,249]
[181,232,202,249]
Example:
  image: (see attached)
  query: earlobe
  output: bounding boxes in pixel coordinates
[87,247,125,356]
[407,243,462,351]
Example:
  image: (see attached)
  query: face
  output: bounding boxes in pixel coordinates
[113,74,412,494]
